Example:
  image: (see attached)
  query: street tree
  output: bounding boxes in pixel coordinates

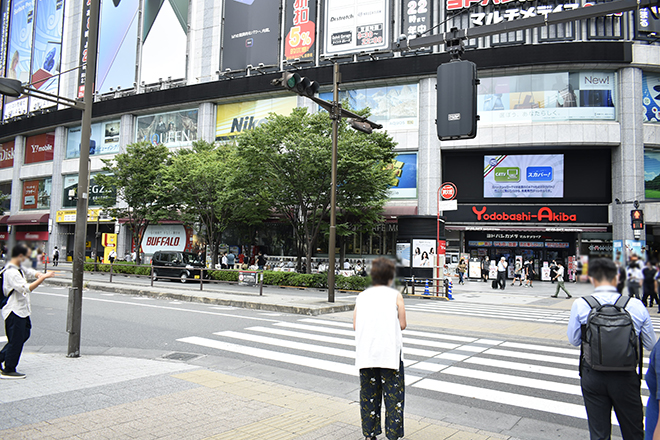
[236,107,396,273]
[95,141,171,264]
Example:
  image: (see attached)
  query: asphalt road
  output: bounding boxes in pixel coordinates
[6,283,615,440]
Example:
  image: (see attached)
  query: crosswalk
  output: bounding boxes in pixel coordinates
[177,317,651,427]
[405,300,660,332]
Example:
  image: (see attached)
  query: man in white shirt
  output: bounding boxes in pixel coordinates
[496,257,508,290]
[551,262,572,298]
[0,245,54,379]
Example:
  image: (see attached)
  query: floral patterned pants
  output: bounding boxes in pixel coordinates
[359,361,405,440]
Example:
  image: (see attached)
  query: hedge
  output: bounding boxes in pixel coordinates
[84,264,371,290]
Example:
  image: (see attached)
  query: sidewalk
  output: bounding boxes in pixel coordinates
[0,352,517,440]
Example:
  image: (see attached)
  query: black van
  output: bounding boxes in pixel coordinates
[151,251,206,283]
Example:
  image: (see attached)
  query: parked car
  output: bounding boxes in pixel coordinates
[151,251,207,283]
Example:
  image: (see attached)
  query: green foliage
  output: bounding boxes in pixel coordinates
[84,263,151,276]
[208,270,240,282]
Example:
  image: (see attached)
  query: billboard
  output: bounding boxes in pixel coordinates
[22,177,51,210]
[412,239,435,268]
[4,0,35,119]
[222,0,280,71]
[0,0,11,115]
[216,97,298,141]
[484,155,564,198]
[284,0,317,63]
[29,0,65,112]
[141,224,193,254]
[62,173,116,207]
[76,0,90,97]
[478,71,616,124]
[97,0,139,94]
[24,132,55,164]
[319,84,418,131]
[0,140,14,168]
[643,72,660,123]
[66,120,120,159]
[402,0,431,40]
[136,109,198,148]
[323,0,390,56]
[141,0,188,84]
[387,152,417,199]
[644,149,660,198]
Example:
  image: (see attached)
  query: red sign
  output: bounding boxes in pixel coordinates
[22,180,40,210]
[0,233,7,240]
[438,240,447,254]
[15,231,49,241]
[440,182,457,200]
[0,141,14,169]
[471,206,578,222]
[284,0,316,62]
[25,132,55,164]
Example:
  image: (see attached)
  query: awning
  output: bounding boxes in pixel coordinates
[7,213,50,225]
[0,215,8,225]
[383,206,418,219]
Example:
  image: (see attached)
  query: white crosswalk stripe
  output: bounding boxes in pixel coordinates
[177,318,649,426]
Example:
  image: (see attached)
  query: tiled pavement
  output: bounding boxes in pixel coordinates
[0,353,516,440]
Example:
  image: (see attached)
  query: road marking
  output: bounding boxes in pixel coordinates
[483,348,579,366]
[500,341,579,356]
[216,331,357,359]
[464,357,580,379]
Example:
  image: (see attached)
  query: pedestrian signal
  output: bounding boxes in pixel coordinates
[631,209,644,230]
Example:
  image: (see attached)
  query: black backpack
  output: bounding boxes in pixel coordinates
[0,267,12,309]
[581,295,642,376]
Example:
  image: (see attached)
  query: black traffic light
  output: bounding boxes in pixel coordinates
[631,209,644,230]
[278,71,320,98]
[436,60,479,141]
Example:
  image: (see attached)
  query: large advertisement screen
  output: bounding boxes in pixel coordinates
[645,149,660,199]
[216,97,298,141]
[4,0,35,119]
[284,0,316,63]
[136,109,198,148]
[66,120,120,159]
[319,84,418,132]
[323,0,390,56]
[97,0,139,94]
[0,0,11,115]
[478,71,616,124]
[484,154,564,198]
[62,173,116,207]
[643,72,660,123]
[141,0,188,84]
[402,0,431,40]
[222,0,280,71]
[387,152,417,199]
[29,0,64,112]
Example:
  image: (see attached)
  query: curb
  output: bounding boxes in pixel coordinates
[44,279,355,316]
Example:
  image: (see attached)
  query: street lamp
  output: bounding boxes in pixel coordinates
[0,0,100,358]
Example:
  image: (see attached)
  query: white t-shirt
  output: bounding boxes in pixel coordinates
[355,286,403,370]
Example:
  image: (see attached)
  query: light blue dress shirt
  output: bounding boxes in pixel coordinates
[567,286,656,351]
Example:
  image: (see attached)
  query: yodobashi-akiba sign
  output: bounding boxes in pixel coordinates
[140,224,193,254]
[445,205,609,224]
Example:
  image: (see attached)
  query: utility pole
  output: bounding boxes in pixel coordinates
[67,0,100,358]
[327,63,340,303]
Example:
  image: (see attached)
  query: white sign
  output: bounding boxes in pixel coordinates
[141,224,187,255]
[323,0,390,56]
[438,200,458,211]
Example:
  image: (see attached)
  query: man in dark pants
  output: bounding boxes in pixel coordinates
[567,258,656,439]
[496,257,508,290]
[0,245,54,379]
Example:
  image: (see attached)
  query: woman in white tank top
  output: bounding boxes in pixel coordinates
[353,258,407,440]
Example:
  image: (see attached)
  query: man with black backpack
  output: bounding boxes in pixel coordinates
[567,258,656,440]
[0,245,54,379]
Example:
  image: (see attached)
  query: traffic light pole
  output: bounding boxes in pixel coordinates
[327,63,340,303]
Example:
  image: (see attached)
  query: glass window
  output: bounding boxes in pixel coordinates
[0,182,10,212]
[22,178,51,210]
[66,121,120,159]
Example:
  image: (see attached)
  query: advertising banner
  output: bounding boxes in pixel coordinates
[445,204,609,224]
[478,71,616,124]
[222,0,280,71]
[97,0,139,94]
[24,132,55,164]
[56,208,111,223]
[141,224,192,254]
[387,152,417,199]
[636,7,660,40]
[4,0,35,119]
[66,120,120,159]
[319,84,418,132]
[284,0,317,63]
[136,109,198,148]
[402,0,431,40]
[396,242,411,267]
[643,72,660,123]
[323,0,390,56]
[216,97,297,141]
[412,239,435,268]
[141,0,188,84]
[16,231,48,241]
[483,154,564,198]
[238,271,258,286]
[22,177,51,210]
[29,0,65,112]
[76,0,90,97]
[0,140,14,168]
[645,149,660,198]
[625,239,646,262]
[62,173,116,208]
[0,0,11,115]
[613,239,624,265]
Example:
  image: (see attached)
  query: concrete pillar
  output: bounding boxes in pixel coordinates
[418,77,441,216]
[49,127,67,258]
[8,136,25,249]
[198,102,216,143]
[612,67,645,245]
[119,114,135,154]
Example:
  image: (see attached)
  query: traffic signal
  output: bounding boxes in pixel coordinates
[631,209,644,230]
[436,60,479,141]
[278,71,320,98]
